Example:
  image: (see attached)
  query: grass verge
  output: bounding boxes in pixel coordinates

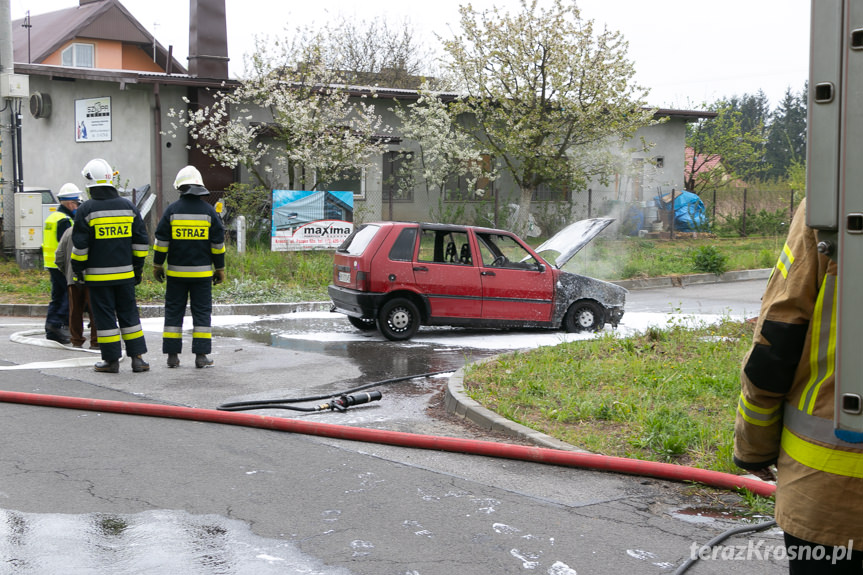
[463,316,753,474]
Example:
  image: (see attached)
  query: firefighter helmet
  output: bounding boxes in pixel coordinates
[81,158,116,189]
[174,165,204,190]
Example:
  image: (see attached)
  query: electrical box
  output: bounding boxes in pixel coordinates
[14,192,43,249]
[0,74,30,98]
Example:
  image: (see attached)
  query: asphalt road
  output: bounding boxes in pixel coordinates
[0,278,786,574]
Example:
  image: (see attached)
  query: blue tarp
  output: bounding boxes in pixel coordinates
[654,191,707,232]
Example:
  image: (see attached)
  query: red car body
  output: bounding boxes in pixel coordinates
[328,220,626,341]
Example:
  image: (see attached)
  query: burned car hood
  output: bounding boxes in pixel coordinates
[534,217,615,269]
[556,272,627,308]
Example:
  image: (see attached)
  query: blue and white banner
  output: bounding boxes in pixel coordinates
[271,189,354,251]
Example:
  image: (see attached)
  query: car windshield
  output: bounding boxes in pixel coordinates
[338,224,380,255]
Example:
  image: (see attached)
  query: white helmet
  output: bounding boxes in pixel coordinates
[81,158,116,189]
[57,182,82,202]
[174,165,204,190]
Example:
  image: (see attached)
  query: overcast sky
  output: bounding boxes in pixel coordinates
[11,0,811,110]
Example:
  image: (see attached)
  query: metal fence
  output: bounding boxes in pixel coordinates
[701,188,799,233]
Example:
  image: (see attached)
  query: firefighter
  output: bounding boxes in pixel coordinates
[42,183,81,344]
[71,158,150,373]
[734,198,863,573]
[152,165,226,368]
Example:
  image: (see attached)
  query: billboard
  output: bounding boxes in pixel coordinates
[271,189,354,251]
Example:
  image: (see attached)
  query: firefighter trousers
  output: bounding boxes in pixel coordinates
[89,283,147,363]
[162,278,212,355]
[45,267,69,330]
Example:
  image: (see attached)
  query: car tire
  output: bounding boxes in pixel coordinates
[564,300,605,333]
[347,316,377,331]
[378,298,420,341]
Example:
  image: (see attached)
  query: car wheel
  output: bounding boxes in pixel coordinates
[378,298,420,341]
[564,300,605,333]
[347,316,377,331]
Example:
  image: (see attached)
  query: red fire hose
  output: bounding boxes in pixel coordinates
[0,390,776,498]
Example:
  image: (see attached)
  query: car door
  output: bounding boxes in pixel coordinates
[475,231,554,322]
[411,227,482,319]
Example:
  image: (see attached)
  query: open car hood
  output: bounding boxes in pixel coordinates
[534,217,615,269]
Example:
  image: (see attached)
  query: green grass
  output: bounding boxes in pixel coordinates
[0,246,335,305]
[566,236,781,280]
[463,317,754,474]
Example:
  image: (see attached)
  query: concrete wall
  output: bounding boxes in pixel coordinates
[22,76,189,217]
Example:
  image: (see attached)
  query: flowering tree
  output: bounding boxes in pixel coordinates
[442,0,657,235]
[391,88,496,222]
[167,32,391,191]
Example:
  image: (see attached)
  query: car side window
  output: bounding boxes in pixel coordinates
[418,229,471,264]
[477,233,539,269]
[389,227,417,261]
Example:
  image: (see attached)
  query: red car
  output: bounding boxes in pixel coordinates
[328,219,626,341]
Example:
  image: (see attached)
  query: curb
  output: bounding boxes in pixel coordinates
[611,268,771,291]
[0,301,333,319]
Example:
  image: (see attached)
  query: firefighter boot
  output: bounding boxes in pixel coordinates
[131,355,150,373]
[94,359,119,373]
[46,325,71,345]
[167,353,180,368]
[195,354,213,368]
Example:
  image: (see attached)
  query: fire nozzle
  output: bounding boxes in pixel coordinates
[321,390,383,412]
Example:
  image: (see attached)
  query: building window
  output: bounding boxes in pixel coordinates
[655,156,664,169]
[62,43,95,68]
[445,154,495,202]
[533,181,571,202]
[383,151,414,202]
[318,168,365,200]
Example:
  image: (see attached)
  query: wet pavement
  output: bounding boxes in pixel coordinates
[0,277,791,574]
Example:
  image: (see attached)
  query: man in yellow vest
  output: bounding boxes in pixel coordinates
[42,184,81,344]
[735,198,863,573]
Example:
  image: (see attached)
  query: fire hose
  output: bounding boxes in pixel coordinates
[0,389,776,498]
[216,370,452,412]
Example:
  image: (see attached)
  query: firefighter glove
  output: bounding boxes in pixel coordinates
[134,267,143,286]
[152,265,165,283]
[213,269,226,286]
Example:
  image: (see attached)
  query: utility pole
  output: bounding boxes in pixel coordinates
[0,0,15,256]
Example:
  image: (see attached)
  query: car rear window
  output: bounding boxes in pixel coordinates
[389,227,417,261]
[338,224,381,255]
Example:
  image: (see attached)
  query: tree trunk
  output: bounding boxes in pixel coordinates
[512,187,534,236]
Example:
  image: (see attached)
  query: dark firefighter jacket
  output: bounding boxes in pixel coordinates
[734,198,862,547]
[71,186,149,285]
[152,194,225,279]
